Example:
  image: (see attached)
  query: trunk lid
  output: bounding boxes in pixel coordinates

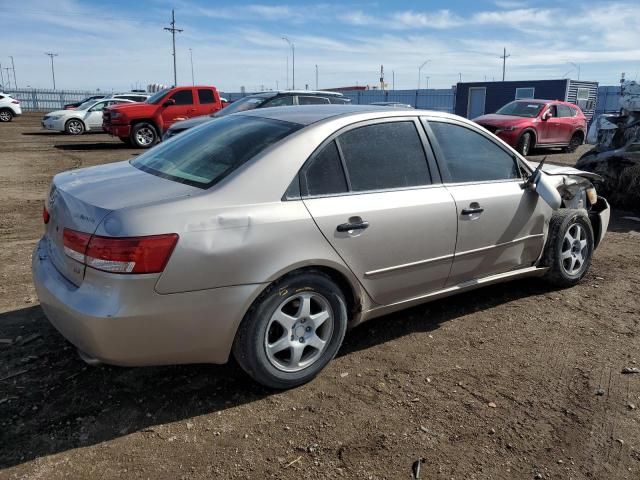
[45,161,199,286]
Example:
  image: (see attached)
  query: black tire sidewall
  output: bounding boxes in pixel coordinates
[518,132,531,155]
[544,210,594,286]
[131,122,157,148]
[233,273,348,389]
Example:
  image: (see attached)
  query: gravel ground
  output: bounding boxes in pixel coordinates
[1,113,639,480]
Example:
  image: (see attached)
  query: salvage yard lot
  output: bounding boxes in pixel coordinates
[1,113,639,479]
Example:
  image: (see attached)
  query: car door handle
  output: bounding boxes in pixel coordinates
[461,206,484,215]
[337,220,369,232]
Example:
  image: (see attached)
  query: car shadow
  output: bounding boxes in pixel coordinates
[54,143,133,151]
[0,277,554,469]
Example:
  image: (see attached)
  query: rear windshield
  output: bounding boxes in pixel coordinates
[495,101,545,118]
[214,94,275,117]
[131,115,302,188]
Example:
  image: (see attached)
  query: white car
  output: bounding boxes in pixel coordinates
[0,92,22,122]
[42,98,134,135]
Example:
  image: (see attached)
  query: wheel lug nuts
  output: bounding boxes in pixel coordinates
[299,337,304,343]
[301,318,306,323]
[306,326,311,332]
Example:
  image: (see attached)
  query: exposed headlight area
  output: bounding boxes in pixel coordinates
[586,187,598,205]
[495,126,518,133]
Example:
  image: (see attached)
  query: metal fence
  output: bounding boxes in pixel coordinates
[5,89,102,111]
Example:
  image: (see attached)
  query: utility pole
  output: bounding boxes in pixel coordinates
[164,9,183,86]
[380,65,384,91]
[282,37,295,89]
[458,72,462,83]
[392,70,395,90]
[3,68,11,88]
[425,76,430,89]
[315,64,318,90]
[569,61,580,80]
[285,56,289,90]
[418,59,430,89]
[45,52,58,90]
[500,47,510,81]
[189,48,194,85]
[9,56,17,89]
[0,64,4,89]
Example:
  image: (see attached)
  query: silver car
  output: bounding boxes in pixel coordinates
[32,105,610,389]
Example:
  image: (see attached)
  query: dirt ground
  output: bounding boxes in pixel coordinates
[1,113,639,480]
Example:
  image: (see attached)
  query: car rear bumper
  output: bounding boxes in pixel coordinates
[104,124,131,137]
[32,238,265,366]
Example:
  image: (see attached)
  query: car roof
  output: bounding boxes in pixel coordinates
[236,104,438,126]
[251,90,344,97]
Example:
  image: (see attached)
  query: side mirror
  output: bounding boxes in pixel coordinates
[162,98,176,107]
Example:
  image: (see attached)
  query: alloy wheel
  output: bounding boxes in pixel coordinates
[135,127,155,146]
[0,111,11,122]
[264,292,334,373]
[561,223,588,276]
[67,120,83,134]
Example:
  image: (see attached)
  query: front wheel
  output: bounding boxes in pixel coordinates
[65,118,85,135]
[563,132,583,153]
[517,132,532,156]
[0,109,13,122]
[542,209,594,287]
[233,272,348,389]
[130,122,158,148]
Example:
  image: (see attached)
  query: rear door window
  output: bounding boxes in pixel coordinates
[198,89,215,104]
[263,96,294,107]
[298,96,330,105]
[170,89,194,105]
[429,121,521,183]
[302,141,348,196]
[557,105,573,117]
[337,121,431,192]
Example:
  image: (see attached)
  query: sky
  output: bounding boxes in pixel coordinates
[2,0,639,93]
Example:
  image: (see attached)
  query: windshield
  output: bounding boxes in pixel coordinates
[495,101,545,118]
[131,115,302,188]
[146,88,171,104]
[76,100,98,111]
[214,94,274,117]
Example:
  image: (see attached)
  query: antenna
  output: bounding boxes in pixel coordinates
[164,9,183,86]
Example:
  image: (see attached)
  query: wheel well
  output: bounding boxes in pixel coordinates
[572,130,585,141]
[131,119,159,134]
[270,266,360,320]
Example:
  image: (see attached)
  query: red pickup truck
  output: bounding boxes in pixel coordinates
[103,86,224,148]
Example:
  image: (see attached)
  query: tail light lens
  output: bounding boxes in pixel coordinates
[43,206,50,224]
[63,229,178,274]
[11,100,20,104]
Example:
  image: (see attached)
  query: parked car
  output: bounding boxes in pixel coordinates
[42,98,135,135]
[63,95,107,110]
[0,92,22,122]
[63,93,149,110]
[473,99,587,156]
[103,85,224,148]
[163,90,349,140]
[370,102,413,108]
[33,105,610,389]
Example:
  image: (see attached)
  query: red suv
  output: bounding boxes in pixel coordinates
[473,99,587,156]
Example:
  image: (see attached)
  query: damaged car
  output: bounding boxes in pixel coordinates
[577,81,640,210]
[32,105,610,389]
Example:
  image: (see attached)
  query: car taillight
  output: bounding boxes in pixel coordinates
[43,206,50,224]
[12,100,20,104]
[63,229,178,274]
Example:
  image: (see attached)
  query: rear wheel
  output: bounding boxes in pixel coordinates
[542,209,594,287]
[0,109,14,122]
[130,122,158,148]
[517,132,533,156]
[233,272,348,389]
[563,132,583,153]
[65,119,85,135]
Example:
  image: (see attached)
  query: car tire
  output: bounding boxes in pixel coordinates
[563,132,583,153]
[517,131,533,156]
[0,109,14,122]
[233,271,348,389]
[130,122,158,149]
[65,119,85,135]
[542,209,594,288]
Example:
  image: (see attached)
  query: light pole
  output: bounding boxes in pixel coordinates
[425,76,430,89]
[315,64,318,90]
[9,56,17,89]
[189,48,194,85]
[392,70,395,90]
[500,47,510,81]
[282,36,295,89]
[569,62,580,80]
[418,60,430,89]
[45,52,58,90]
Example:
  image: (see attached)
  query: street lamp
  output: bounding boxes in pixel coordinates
[189,48,194,85]
[282,36,295,90]
[569,62,580,80]
[418,59,430,89]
